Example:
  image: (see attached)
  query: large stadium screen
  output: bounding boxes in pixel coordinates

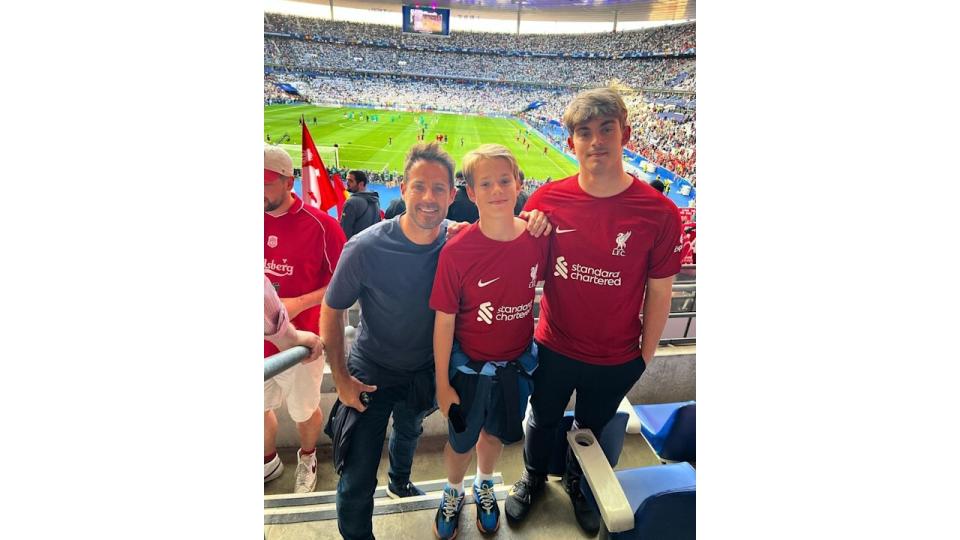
[402,5,450,36]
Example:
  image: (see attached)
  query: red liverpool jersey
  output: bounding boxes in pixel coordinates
[430,223,550,361]
[264,194,346,357]
[524,175,682,365]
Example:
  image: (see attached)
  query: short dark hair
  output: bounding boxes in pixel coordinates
[650,179,666,193]
[403,143,455,191]
[349,170,368,186]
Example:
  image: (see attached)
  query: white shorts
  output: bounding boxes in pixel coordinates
[264,353,325,423]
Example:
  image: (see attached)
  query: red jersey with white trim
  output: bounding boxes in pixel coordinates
[524,174,682,366]
[430,222,549,361]
[264,193,346,357]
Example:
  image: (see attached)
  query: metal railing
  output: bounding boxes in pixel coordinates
[264,346,310,381]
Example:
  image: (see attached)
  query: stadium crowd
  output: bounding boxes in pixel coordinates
[264,14,695,56]
[264,15,696,181]
[321,166,548,197]
[265,74,306,104]
[266,72,695,181]
[265,37,695,90]
[624,93,696,183]
[268,72,576,116]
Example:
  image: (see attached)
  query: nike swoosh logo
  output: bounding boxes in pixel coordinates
[477,278,500,287]
[556,228,576,234]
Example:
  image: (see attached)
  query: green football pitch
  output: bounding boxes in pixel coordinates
[264,103,579,181]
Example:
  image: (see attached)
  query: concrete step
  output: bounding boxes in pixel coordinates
[264,474,506,524]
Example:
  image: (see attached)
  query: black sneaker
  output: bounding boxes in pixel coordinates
[563,472,601,535]
[504,470,546,523]
[387,480,426,499]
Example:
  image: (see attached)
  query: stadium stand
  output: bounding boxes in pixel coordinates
[264,74,307,104]
[264,37,695,90]
[264,15,695,56]
[264,15,696,183]
[265,71,577,116]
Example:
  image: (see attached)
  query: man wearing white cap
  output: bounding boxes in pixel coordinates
[264,144,347,493]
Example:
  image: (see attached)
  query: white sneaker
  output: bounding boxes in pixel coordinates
[294,451,318,493]
[264,454,283,483]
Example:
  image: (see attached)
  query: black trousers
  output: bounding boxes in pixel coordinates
[524,342,646,475]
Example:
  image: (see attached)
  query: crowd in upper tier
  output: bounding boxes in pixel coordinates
[264,14,695,56]
[265,37,695,90]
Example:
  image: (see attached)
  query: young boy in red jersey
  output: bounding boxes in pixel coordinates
[429,144,549,539]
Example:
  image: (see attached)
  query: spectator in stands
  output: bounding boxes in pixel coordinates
[430,145,549,538]
[264,144,347,494]
[384,197,406,219]
[506,88,683,535]
[447,171,479,223]
[321,143,551,540]
[513,169,529,215]
[341,170,382,240]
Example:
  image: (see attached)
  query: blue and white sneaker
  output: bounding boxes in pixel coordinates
[473,478,500,533]
[434,485,465,539]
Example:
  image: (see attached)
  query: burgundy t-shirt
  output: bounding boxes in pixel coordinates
[524,174,682,365]
[430,223,550,361]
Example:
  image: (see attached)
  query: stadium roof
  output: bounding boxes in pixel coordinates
[298,0,695,22]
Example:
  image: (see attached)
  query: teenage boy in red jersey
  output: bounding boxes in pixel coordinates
[263,144,346,493]
[505,88,684,535]
[429,144,549,539]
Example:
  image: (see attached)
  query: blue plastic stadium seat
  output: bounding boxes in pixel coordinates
[547,411,629,476]
[633,401,696,463]
[591,463,696,540]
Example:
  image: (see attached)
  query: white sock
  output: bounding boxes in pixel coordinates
[445,481,464,496]
[476,470,494,484]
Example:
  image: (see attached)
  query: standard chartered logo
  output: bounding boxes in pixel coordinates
[476,300,533,325]
[554,256,569,279]
[477,302,494,325]
[553,255,622,287]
